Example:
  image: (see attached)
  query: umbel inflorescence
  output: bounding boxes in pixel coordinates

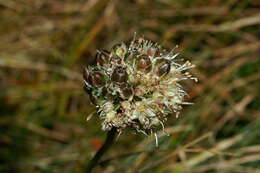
[83,36,197,136]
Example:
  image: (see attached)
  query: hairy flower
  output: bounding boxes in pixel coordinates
[83,36,197,137]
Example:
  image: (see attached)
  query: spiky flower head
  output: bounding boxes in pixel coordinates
[83,36,197,135]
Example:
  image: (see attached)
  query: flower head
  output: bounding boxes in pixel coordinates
[83,36,197,135]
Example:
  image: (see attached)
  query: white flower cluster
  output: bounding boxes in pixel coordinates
[83,36,197,137]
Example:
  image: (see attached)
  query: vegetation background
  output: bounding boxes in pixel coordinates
[1,0,260,172]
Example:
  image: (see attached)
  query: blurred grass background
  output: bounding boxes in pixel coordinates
[0,0,260,172]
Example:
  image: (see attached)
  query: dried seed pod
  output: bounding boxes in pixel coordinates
[155,58,171,77]
[136,55,152,73]
[111,66,128,83]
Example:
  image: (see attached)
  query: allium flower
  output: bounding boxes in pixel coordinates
[83,36,197,137]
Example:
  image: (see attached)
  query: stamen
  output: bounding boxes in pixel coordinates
[154,132,158,147]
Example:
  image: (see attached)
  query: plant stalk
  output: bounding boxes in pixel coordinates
[84,127,117,173]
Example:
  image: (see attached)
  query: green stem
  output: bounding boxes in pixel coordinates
[84,127,117,173]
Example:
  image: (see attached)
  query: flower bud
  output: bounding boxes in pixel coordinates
[84,68,106,87]
[155,58,171,77]
[111,66,128,84]
[95,50,110,66]
[136,55,152,73]
[112,43,127,58]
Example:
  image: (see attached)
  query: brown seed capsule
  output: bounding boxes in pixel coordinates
[111,66,128,83]
[112,43,127,58]
[84,69,106,87]
[95,50,110,66]
[136,55,152,73]
[155,58,171,77]
[92,71,106,87]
